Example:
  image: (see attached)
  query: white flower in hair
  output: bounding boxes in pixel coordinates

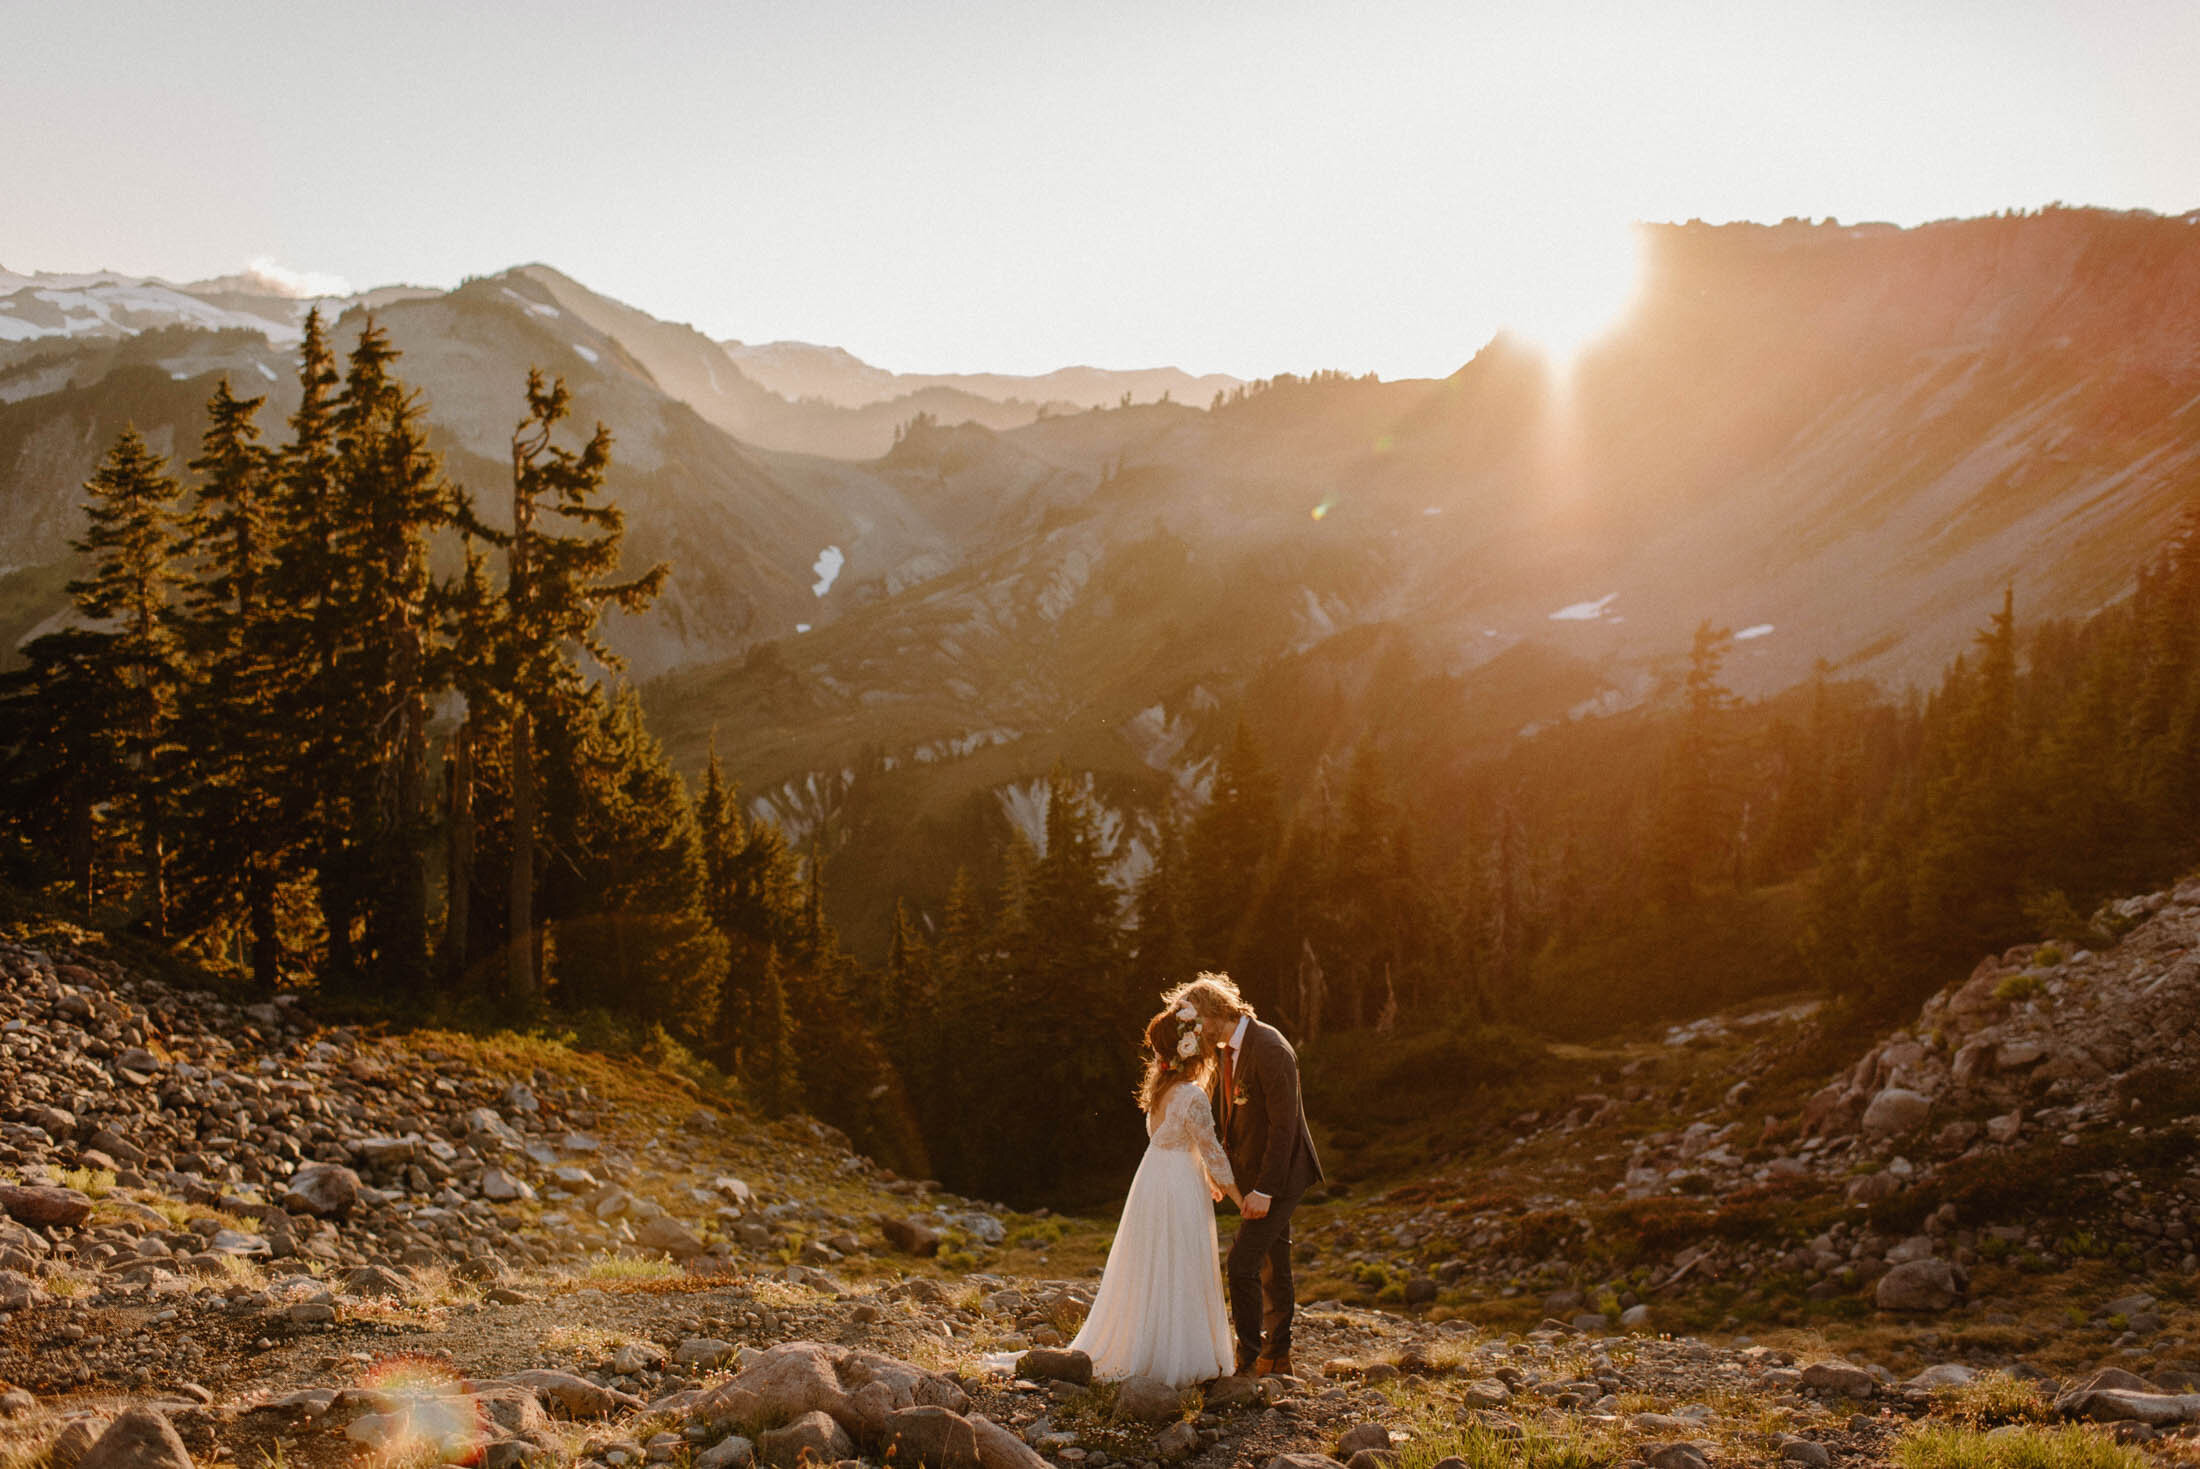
[1176,1004,1199,1021]
[1175,1031,1201,1059]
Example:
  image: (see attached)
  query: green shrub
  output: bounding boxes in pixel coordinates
[1993,971,2046,1004]
[1894,1423,2141,1469]
[1930,1370,2049,1427]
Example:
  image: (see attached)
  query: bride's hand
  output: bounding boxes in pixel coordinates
[1209,1182,1226,1203]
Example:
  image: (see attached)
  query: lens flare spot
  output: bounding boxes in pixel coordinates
[345,1357,488,1465]
[1311,496,1339,521]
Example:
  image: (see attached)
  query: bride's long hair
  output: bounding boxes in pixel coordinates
[1137,1005,1215,1113]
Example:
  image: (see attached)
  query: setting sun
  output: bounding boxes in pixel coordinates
[1495,220,1647,368]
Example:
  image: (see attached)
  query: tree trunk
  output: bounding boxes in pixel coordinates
[443,721,474,985]
[508,708,536,1011]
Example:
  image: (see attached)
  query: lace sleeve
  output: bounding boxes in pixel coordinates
[1165,1084,1234,1192]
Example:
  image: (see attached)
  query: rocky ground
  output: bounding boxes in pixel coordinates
[2,883,2199,1469]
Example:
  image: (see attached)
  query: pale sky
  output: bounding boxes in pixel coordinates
[3,0,2196,379]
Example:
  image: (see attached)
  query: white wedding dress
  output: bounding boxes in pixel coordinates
[1067,1081,1236,1386]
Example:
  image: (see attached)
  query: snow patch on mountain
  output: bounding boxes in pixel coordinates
[1550,593,1618,622]
[1735,623,1775,641]
[811,546,845,597]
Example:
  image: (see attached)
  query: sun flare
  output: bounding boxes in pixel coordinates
[1495,221,1646,369]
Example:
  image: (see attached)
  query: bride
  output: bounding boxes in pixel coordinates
[1067,1002,1243,1386]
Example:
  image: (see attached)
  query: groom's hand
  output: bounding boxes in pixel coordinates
[1242,1191,1271,1219]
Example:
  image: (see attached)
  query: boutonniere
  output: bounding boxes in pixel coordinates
[1231,1088,1250,1107]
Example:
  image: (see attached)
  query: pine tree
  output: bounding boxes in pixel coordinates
[1131,816,1194,986]
[545,688,726,1040]
[497,370,668,1014]
[64,428,187,936]
[752,946,802,1117]
[1187,721,1278,969]
[173,378,289,990]
[329,320,457,996]
[267,308,359,977]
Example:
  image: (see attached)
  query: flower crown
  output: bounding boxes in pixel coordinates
[1162,1004,1204,1071]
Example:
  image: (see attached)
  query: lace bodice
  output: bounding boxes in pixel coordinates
[1147,1082,1234,1190]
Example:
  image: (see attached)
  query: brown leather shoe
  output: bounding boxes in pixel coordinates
[1255,1354,1294,1378]
[1234,1353,1259,1379]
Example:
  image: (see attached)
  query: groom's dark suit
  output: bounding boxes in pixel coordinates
[1216,1016,1322,1373]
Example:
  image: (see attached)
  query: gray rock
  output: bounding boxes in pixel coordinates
[1338,1424,1393,1455]
[697,1435,755,1469]
[1014,1348,1092,1387]
[1779,1438,1832,1468]
[1800,1360,1876,1398]
[880,1216,942,1256]
[481,1167,535,1202]
[678,1338,741,1371]
[612,1341,667,1375]
[1346,1452,1400,1469]
[1204,1375,1260,1411]
[886,1406,981,1469]
[1876,1258,1963,1312]
[1646,1445,1709,1469]
[758,1410,854,1469]
[283,1163,361,1218]
[634,1214,706,1259]
[2054,1390,2200,1427]
[46,1418,105,1469]
[1461,1378,1512,1409]
[968,1413,1049,1469]
[1861,1088,1932,1136]
[0,1184,94,1228]
[1907,1365,1977,1390]
[1263,1458,1342,1469]
[512,1368,644,1418]
[1113,1375,1183,1424]
[77,1406,194,1469]
[344,1264,413,1300]
[1154,1419,1199,1461]
[1619,1304,1653,1330]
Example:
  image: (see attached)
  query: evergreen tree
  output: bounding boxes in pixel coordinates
[63,428,187,936]
[752,946,802,1117]
[1186,721,1278,969]
[1131,816,1195,986]
[497,371,668,1014]
[173,379,289,990]
[329,321,457,996]
[545,688,726,1040]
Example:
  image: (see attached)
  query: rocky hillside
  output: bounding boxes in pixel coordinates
[6,877,2200,1469]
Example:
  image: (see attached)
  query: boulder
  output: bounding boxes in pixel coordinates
[1113,1375,1183,1424]
[689,1342,966,1440]
[46,1418,106,1469]
[967,1413,1048,1469]
[634,1215,706,1259]
[757,1410,853,1469]
[1461,1378,1512,1409]
[1861,1088,1931,1136]
[1906,1364,1977,1390]
[1876,1258,1964,1312]
[283,1163,361,1218]
[1013,1348,1091,1387]
[1155,1419,1200,1461]
[480,1168,534,1203]
[344,1264,413,1300]
[0,1184,94,1229]
[1996,1040,2047,1069]
[510,1369,644,1418]
[1338,1424,1393,1455]
[77,1406,194,1469]
[1779,1438,1832,1468]
[880,1216,941,1257]
[1205,1375,1261,1411]
[1800,1360,1875,1397]
[885,1406,981,1469]
[697,1436,755,1469]
[2054,1390,2200,1427]
[678,1338,741,1371]
[1986,1111,2023,1144]
[1646,1445,1709,1469]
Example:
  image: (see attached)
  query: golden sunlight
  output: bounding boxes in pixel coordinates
[1495,220,1646,369]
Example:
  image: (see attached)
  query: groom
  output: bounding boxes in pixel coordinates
[1168,972,1322,1379]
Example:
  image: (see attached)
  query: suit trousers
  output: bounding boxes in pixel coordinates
[1225,1188,1302,1365]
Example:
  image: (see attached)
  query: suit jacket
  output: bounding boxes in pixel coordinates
[1215,1017,1323,1202]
